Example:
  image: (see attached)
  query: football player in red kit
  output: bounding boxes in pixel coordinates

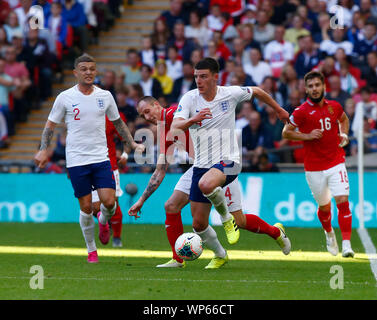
[92,112,128,247]
[282,71,354,257]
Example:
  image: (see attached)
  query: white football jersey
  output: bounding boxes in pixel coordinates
[48,85,120,168]
[174,86,253,168]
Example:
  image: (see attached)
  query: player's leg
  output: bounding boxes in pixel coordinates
[306,170,338,255]
[226,179,290,254]
[156,190,189,268]
[111,170,124,247]
[191,200,228,269]
[199,164,239,244]
[328,164,354,257]
[68,164,98,263]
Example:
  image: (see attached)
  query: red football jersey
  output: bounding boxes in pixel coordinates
[106,112,126,171]
[159,106,191,157]
[290,98,346,171]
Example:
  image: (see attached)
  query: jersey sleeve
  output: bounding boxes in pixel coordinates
[106,92,120,121]
[234,86,253,103]
[48,92,66,124]
[289,106,305,128]
[173,93,191,120]
[334,101,344,120]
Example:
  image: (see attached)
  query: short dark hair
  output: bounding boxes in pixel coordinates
[74,53,95,68]
[195,57,219,74]
[304,71,325,85]
[140,64,152,73]
[137,96,158,107]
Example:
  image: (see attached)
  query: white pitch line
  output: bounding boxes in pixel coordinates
[0,275,373,287]
[357,228,377,286]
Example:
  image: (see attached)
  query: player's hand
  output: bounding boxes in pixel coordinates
[339,133,349,148]
[34,150,49,169]
[276,108,290,124]
[117,152,128,166]
[308,129,323,140]
[192,108,212,124]
[128,199,143,219]
[131,142,145,153]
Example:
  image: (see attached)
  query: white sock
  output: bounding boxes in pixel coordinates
[204,187,232,223]
[194,225,226,258]
[79,211,96,253]
[99,202,117,225]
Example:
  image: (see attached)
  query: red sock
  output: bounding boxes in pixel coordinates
[244,214,280,239]
[110,204,123,238]
[165,213,184,263]
[337,202,352,240]
[317,208,332,233]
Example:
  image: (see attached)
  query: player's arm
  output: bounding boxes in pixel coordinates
[112,117,145,153]
[171,108,213,132]
[338,111,350,147]
[34,120,57,168]
[282,122,323,141]
[251,86,289,123]
[128,154,170,219]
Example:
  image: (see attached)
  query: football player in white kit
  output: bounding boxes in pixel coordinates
[34,54,144,263]
[171,57,291,268]
[129,96,292,269]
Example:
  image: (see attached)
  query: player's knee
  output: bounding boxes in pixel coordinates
[319,202,331,212]
[102,197,115,210]
[198,178,215,195]
[164,199,181,214]
[335,195,348,205]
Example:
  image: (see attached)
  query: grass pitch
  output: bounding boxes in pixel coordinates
[0,223,376,300]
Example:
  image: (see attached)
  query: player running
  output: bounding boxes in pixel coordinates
[92,113,128,248]
[34,54,144,263]
[129,96,291,269]
[282,70,354,258]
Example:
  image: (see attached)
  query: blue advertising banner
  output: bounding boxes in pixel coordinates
[0,173,376,227]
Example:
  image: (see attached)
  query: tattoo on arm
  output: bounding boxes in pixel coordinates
[112,118,134,147]
[40,127,54,150]
[141,162,169,201]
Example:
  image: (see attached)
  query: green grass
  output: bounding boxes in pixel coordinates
[0,223,376,300]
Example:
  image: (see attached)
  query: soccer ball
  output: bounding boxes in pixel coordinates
[175,233,203,261]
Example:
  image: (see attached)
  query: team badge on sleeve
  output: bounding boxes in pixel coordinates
[177,105,183,112]
[96,98,105,109]
[241,87,251,93]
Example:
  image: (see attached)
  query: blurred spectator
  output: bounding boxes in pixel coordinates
[169,60,196,103]
[320,28,353,56]
[220,12,239,51]
[233,63,255,86]
[166,45,183,81]
[325,75,351,107]
[264,25,294,78]
[314,55,340,91]
[294,35,321,79]
[362,51,377,91]
[232,37,250,66]
[278,63,299,106]
[99,69,117,99]
[166,20,197,62]
[153,59,173,97]
[92,0,114,32]
[296,4,313,31]
[241,110,265,162]
[339,62,358,95]
[62,0,89,53]
[219,58,235,86]
[18,27,53,101]
[351,21,377,64]
[312,11,331,43]
[240,23,261,51]
[139,63,163,99]
[359,0,377,25]
[184,9,212,48]
[244,48,272,85]
[0,108,8,148]
[236,100,254,129]
[0,0,11,26]
[47,1,68,60]
[258,76,284,111]
[14,0,32,31]
[127,83,144,108]
[351,117,377,155]
[116,86,138,123]
[0,26,9,50]
[249,152,280,172]
[160,0,187,31]
[284,14,310,53]
[51,129,67,169]
[4,45,32,122]
[205,3,223,31]
[344,97,356,137]
[121,48,141,85]
[352,86,377,135]
[285,89,302,114]
[211,30,231,61]
[3,11,23,43]
[240,4,256,25]
[210,0,245,19]
[139,35,157,69]
[190,48,203,67]
[151,18,170,60]
[254,10,275,47]
[205,40,224,70]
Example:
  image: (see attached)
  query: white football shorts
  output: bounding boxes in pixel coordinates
[305,163,350,206]
[92,169,123,202]
[174,166,242,212]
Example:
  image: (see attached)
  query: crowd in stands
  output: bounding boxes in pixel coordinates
[2,0,377,173]
[0,0,122,149]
